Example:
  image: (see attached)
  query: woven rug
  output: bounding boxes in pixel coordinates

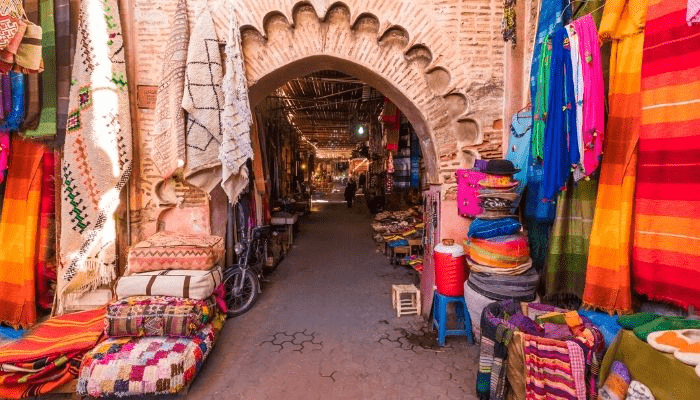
[152,0,188,179]
[0,308,105,399]
[182,6,224,193]
[57,0,132,312]
[632,0,700,310]
[583,0,646,314]
[0,138,45,328]
[219,0,253,203]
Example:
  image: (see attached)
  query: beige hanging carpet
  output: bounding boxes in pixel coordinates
[57,0,132,312]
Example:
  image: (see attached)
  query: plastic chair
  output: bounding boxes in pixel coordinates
[431,291,474,346]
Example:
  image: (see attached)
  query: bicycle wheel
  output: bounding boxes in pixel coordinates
[224,268,260,317]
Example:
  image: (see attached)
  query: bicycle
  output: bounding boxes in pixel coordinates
[223,225,270,317]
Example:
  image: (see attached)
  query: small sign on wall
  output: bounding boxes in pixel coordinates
[137,85,158,109]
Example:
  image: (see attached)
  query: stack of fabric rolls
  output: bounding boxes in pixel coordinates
[77,232,226,398]
[463,160,539,338]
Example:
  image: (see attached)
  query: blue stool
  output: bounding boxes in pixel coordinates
[431,291,474,346]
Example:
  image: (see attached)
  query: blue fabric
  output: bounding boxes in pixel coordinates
[0,72,25,131]
[542,27,578,202]
[0,325,25,340]
[468,218,522,239]
[578,309,621,347]
[506,111,533,197]
[410,132,421,188]
[387,239,409,247]
[524,156,557,223]
[530,0,568,111]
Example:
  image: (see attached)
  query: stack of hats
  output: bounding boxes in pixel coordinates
[77,231,226,397]
[463,160,539,337]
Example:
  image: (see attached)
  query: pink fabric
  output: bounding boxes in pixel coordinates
[0,132,9,182]
[455,169,488,218]
[572,15,605,177]
[688,0,700,25]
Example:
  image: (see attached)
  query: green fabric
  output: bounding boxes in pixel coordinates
[632,318,700,342]
[23,0,56,138]
[532,36,552,160]
[544,178,597,301]
[618,313,664,330]
[601,330,700,400]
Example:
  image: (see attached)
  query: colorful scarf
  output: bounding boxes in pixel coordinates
[633,0,700,310]
[544,178,597,302]
[152,0,188,179]
[57,0,133,311]
[532,37,551,160]
[572,15,605,178]
[523,335,587,400]
[542,26,579,202]
[0,138,45,328]
[583,0,647,314]
[565,23,584,181]
[36,150,56,310]
[0,308,105,399]
[22,0,56,138]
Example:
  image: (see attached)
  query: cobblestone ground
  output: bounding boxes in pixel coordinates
[183,195,480,399]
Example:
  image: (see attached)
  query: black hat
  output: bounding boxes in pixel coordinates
[483,159,521,175]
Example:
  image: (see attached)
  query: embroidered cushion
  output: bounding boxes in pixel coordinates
[115,267,223,300]
[127,231,224,273]
[105,296,217,338]
[468,218,522,239]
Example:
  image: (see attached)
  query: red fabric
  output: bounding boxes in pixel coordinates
[36,151,56,310]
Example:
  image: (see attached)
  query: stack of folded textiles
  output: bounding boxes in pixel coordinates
[77,232,226,398]
[0,308,105,399]
[463,160,539,339]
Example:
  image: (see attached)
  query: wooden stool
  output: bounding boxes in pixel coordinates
[391,284,421,317]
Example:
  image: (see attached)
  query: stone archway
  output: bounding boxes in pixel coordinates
[238,2,480,182]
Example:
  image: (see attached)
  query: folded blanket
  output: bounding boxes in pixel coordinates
[467,256,533,276]
[78,317,223,397]
[467,268,539,302]
[115,267,223,300]
[127,231,224,273]
[0,308,105,399]
[106,296,217,338]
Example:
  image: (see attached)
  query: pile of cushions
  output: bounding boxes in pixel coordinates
[77,231,226,397]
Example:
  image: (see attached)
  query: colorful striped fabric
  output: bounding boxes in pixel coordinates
[632,0,700,310]
[0,138,45,328]
[583,0,648,314]
[523,335,586,400]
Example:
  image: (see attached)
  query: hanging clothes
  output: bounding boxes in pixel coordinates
[633,0,700,310]
[0,138,45,328]
[571,15,606,178]
[532,37,551,160]
[544,178,597,303]
[505,111,532,196]
[583,0,648,314]
[564,23,584,182]
[542,27,579,202]
[530,0,569,111]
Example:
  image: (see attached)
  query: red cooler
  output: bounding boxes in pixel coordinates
[433,239,467,296]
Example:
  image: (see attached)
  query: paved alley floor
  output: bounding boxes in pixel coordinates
[188,198,480,400]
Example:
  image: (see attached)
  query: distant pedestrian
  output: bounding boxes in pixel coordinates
[344,179,357,208]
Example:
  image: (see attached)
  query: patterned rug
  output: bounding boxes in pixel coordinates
[57,0,132,312]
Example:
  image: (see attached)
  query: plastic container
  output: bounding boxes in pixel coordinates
[434,239,467,296]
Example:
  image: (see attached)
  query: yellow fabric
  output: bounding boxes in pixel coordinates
[583,0,647,314]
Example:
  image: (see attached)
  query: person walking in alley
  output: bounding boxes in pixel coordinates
[344,179,357,208]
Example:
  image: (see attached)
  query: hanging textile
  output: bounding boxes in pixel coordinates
[633,0,700,310]
[0,138,45,328]
[564,23,584,180]
[57,0,133,311]
[36,151,56,310]
[219,0,253,204]
[182,6,223,192]
[688,0,700,24]
[54,0,71,145]
[21,0,41,131]
[530,0,568,114]
[531,37,551,160]
[572,15,606,178]
[506,111,532,196]
[152,0,188,179]
[0,71,24,131]
[22,0,55,138]
[583,0,647,314]
[544,178,597,303]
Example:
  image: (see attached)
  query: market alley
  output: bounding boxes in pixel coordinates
[187,200,480,400]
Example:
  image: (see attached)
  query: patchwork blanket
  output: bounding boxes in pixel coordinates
[105,296,217,338]
[78,318,223,397]
[57,0,133,311]
[0,308,105,399]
